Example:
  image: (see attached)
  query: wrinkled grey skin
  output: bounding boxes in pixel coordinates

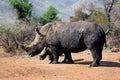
[24,21,106,67]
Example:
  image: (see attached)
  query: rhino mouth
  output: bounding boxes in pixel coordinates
[28,52,39,57]
[28,53,34,57]
[28,47,44,57]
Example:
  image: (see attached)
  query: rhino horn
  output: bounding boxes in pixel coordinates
[21,45,29,51]
[14,36,29,51]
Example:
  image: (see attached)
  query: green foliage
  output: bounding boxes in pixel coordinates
[117,0,120,8]
[88,12,108,26]
[9,0,32,19]
[39,6,61,25]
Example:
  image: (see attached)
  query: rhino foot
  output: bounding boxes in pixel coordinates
[90,62,100,67]
[61,59,74,64]
[51,61,59,64]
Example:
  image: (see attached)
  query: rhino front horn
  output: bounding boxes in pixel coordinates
[14,36,29,51]
[20,44,29,52]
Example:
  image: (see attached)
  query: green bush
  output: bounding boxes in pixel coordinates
[117,0,120,8]
[39,6,61,25]
[9,0,32,19]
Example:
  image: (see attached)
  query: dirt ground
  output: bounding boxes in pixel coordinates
[0,48,120,80]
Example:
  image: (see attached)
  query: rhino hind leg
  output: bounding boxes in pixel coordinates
[90,49,102,67]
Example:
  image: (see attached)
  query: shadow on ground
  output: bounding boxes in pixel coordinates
[74,59,120,68]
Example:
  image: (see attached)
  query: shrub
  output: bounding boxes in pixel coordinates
[107,35,120,48]
[0,21,36,54]
[39,6,61,25]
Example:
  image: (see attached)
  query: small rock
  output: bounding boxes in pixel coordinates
[87,53,90,55]
[111,47,119,52]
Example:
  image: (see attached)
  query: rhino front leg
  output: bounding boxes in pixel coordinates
[48,45,59,64]
[39,48,47,60]
[39,49,54,64]
[52,53,59,64]
[48,53,54,64]
[62,52,74,64]
[39,53,47,60]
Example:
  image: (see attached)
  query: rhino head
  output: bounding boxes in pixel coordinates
[17,23,53,57]
[16,27,46,57]
[29,27,46,57]
[17,23,52,57]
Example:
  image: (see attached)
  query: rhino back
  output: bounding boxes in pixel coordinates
[46,21,88,48]
[45,21,106,51]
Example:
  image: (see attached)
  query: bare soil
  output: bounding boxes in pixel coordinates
[0,48,120,80]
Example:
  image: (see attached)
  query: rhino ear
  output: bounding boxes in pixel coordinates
[35,27,46,37]
[35,27,40,33]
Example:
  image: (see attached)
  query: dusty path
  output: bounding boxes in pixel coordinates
[0,50,120,80]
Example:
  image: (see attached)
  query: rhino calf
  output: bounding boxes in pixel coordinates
[39,47,54,64]
[39,47,73,64]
